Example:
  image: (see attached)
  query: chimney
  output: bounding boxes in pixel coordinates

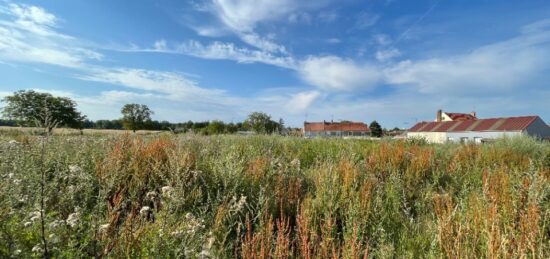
[470,111,477,118]
[436,109,443,122]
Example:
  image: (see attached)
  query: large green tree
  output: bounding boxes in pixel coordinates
[369,120,383,138]
[1,90,85,133]
[245,112,279,134]
[121,103,153,133]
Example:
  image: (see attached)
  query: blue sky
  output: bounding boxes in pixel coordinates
[1,0,550,128]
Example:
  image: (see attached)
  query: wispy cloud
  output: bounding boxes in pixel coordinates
[0,2,101,68]
[385,20,550,95]
[299,56,381,91]
[193,0,335,53]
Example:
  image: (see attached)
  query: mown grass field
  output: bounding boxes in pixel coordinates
[1,132,550,258]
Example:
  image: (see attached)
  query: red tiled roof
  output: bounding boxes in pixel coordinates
[444,112,477,121]
[304,121,370,132]
[409,121,428,132]
[409,116,540,133]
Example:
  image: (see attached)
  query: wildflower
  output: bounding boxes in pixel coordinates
[161,186,174,197]
[24,221,32,227]
[14,249,21,255]
[291,158,301,169]
[146,191,158,201]
[230,195,247,212]
[198,249,211,259]
[8,173,14,178]
[66,212,80,228]
[29,211,41,222]
[8,140,19,145]
[31,244,43,253]
[170,230,183,237]
[68,165,82,174]
[98,224,110,233]
[49,219,65,229]
[185,212,193,220]
[140,206,151,216]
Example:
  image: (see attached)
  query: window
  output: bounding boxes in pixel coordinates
[447,137,455,142]
[460,137,469,143]
[474,137,483,144]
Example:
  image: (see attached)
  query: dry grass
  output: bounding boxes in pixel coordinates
[0,134,549,258]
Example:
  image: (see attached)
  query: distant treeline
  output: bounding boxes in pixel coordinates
[0,119,299,135]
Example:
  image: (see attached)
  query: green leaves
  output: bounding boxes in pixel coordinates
[1,90,85,130]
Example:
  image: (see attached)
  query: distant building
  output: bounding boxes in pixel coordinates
[435,109,477,122]
[304,121,370,138]
[408,113,550,143]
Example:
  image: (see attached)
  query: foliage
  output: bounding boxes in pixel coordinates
[1,90,85,132]
[120,103,153,132]
[1,134,549,258]
[370,120,383,137]
[245,112,281,134]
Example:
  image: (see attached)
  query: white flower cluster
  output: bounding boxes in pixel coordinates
[170,213,205,237]
[140,206,151,217]
[66,212,80,228]
[29,211,42,222]
[230,195,247,212]
[68,165,82,174]
[161,186,174,198]
[290,158,301,170]
[8,140,19,145]
[49,219,65,229]
[31,244,43,253]
[98,223,110,233]
[146,191,158,201]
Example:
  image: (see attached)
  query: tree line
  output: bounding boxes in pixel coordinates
[0,90,292,135]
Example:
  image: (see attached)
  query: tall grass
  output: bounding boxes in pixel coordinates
[0,134,549,258]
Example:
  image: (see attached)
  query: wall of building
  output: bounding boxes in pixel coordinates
[525,117,550,139]
[407,131,524,143]
[407,132,447,143]
[304,131,369,138]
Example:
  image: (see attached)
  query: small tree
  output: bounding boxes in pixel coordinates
[1,90,85,133]
[370,120,383,137]
[206,120,225,135]
[245,112,277,134]
[121,103,153,133]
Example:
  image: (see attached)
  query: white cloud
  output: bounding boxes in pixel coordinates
[238,32,287,53]
[375,48,401,62]
[7,3,56,26]
[286,91,321,112]
[79,68,230,102]
[153,39,167,51]
[205,0,333,52]
[120,40,297,69]
[384,23,550,94]
[0,3,101,68]
[177,40,296,68]
[299,56,381,91]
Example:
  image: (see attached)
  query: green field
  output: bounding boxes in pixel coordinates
[1,133,549,258]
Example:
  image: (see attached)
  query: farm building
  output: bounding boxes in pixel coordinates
[408,115,550,143]
[303,121,370,138]
[435,109,477,121]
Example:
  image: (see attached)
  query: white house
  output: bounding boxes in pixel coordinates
[407,115,550,143]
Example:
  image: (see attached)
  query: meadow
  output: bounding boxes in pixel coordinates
[1,132,549,258]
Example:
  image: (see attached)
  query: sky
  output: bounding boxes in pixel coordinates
[0,0,550,128]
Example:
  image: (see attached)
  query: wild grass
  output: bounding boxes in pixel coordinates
[0,134,549,258]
